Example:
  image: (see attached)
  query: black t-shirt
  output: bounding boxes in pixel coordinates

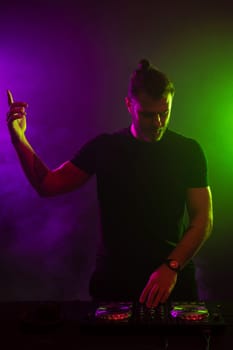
[71,128,208,276]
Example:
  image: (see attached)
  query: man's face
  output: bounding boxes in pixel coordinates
[126,92,173,142]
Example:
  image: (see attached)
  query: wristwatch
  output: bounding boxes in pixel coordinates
[164,259,180,272]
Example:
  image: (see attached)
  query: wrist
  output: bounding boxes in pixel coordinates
[10,131,26,145]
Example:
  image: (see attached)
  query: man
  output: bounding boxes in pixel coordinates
[7,59,213,308]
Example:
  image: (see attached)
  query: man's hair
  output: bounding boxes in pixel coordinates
[128,59,175,99]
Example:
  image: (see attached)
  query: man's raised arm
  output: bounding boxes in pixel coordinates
[6,90,91,197]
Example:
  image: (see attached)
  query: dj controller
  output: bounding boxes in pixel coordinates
[80,301,226,336]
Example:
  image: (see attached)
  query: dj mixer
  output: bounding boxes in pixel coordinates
[80,301,225,336]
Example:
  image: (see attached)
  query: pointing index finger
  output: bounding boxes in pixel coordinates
[7,90,28,108]
[7,89,14,106]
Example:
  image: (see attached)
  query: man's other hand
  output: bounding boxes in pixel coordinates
[139,264,177,308]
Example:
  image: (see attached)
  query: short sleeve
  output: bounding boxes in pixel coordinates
[70,134,106,175]
[186,140,209,188]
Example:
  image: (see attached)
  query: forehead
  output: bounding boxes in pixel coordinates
[132,92,172,111]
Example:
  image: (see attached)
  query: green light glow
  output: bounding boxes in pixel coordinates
[157,18,233,245]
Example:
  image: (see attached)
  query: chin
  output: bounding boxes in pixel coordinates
[151,132,163,142]
[152,137,161,142]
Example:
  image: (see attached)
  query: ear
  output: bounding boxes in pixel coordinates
[125,96,132,113]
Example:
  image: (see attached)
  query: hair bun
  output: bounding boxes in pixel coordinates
[138,59,150,70]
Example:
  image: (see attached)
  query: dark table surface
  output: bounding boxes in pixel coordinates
[0,300,232,349]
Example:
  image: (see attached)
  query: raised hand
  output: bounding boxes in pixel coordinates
[7,90,28,142]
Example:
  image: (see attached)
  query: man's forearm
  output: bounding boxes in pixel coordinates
[167,225,212,269]
[12,135,49,194]
[167,187,213,269]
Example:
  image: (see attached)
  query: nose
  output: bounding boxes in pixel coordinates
[153,113,162,127]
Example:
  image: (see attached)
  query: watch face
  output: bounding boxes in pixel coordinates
[166,259,180,271]
[169,260,179,269]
